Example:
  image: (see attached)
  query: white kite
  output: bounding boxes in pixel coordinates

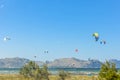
[4,37,11,41]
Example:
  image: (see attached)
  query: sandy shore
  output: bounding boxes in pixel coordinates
[0,74,98,80]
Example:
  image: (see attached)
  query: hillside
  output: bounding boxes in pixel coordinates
[0,57,30,68]
[0,57,119,68]
[47,58,102,68]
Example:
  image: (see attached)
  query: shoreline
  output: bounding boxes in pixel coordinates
[0,74,98,80]
[0,68,100,75]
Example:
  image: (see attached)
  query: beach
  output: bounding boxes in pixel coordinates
[0,68,99,75]
[0,68,99,80]
[0,74,98,80]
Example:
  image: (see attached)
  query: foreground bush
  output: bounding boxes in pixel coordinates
[98,61,120,80]
[58,70,70,80]
[19,61,49,80]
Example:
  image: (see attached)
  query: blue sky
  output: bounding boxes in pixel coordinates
[0,0,120,61]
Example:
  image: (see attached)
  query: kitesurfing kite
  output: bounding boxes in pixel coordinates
[44,50,48,53]
[34,56,36,58]
[75,49,78,53]
[92,32,99,41]
[100,40,106,44]
[92,32,106,44]
[3,36,11,41]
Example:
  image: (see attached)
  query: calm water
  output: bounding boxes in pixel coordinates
[0,68,100,75]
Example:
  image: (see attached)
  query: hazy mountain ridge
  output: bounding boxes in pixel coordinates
[0,57,120,68]
[0,57,30,68]
[47,58,90,68]
[108,59,120,68]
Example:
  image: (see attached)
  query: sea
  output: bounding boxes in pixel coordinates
[0,68,100,76]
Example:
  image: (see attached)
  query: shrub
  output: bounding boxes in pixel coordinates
[58,70,70,80]
[98,61,120,80]
[19,61,49,80]
[40,65,49,80]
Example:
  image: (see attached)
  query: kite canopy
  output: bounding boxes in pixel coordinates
[75,49,78,53]
[44,51,48,53]
[93,32,99,41]
[100,40,106,44]
[4,37,11,41]
[93,32,99,37]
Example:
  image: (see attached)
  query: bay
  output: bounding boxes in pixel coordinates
[0,68,100,75]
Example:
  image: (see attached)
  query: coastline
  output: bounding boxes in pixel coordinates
[0,74,98,80]
[0,68,99,75]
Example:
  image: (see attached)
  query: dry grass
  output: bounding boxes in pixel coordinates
[0,74,99,80]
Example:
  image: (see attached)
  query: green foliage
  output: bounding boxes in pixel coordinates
[98,61,120,80]
[19,61,49,80]
[40,65,49,80]
[58,70,70,80]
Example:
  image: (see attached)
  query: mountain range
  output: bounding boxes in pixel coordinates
[0,57,120,68]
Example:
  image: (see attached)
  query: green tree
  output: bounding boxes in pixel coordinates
[98,61,120,80]
[19,61,49,80]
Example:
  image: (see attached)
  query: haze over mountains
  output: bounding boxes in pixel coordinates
[0,57,120,68]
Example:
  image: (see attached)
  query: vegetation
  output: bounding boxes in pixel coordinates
[2,60,120,80]
[58,70,70,80]
[19,61,49,80]
[0,74,98,80]
[98,61,120,80]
